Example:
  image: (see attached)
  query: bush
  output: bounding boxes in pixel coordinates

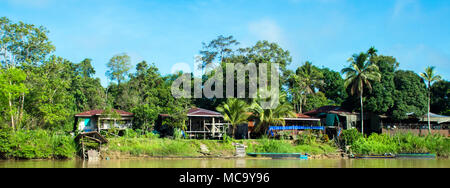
[0,129,76,159]
[341,129,363,146]
[342,131,450,157]
[252,139,296,153]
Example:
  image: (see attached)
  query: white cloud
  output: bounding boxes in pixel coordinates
[248,19,285,44]
[392,0,421,20]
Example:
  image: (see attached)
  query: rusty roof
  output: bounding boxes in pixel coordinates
[75,109,134,117]
[159,107,223,118]
[187,107,223,117]
[304,106,355,115]
[296,113,311,118]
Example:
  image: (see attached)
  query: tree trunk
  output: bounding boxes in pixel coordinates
[299,102,302,114]
[8,80,15,130]
[360,91,364,136]
[428,84,431,134]
[9,97,15,130]
[19,92,24,126]
[232,125,236,139]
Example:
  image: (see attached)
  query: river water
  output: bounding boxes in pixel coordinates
[0,158,449,168]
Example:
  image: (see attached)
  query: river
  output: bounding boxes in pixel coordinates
[0,158,449,168]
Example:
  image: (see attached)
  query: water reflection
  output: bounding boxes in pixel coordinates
[0,158,448,168]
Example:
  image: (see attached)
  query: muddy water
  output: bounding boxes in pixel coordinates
[1,158,449,168]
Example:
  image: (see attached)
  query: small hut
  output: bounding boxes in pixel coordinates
[74,109,134,133]
[156,107,230,139]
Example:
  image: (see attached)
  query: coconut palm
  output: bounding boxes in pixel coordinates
[296,61,324,95]
[341,52,381,135]
[288,74,307,113]
[367,46,378,57]
[420,66,441,133]
[216,98,250,138]
[289,61,324,113]
[250,91,296,135]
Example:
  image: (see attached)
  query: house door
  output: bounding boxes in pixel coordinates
[84,118,93,132]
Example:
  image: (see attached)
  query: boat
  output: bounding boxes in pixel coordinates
[352,154,396,159]
[395,153,436,158]
[247,153,308,159]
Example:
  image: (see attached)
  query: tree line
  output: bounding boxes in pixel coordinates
[0,17,448,133]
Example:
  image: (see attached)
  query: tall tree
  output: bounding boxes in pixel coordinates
[200,35,240,69]
[71,59,105,112]
[430,80,449,115]
[77,58,96,78]
[106,53,131,86]
[391,70,428,121]
[365,55,398,114]
[341,52,381,135]
[296,61,324,94]
[293,61,324,113]
[420,66,442,133]
[287,73,307,113]
[0,68,28,130]
[1,17,55,128]
[0,17,55,69]
[319,67,347,105]
[216,98,250,138]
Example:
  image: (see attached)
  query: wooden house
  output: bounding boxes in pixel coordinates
[304,106,359,130]
[156,107,231,139]
[74,109,134,133]
[380,112,449,136]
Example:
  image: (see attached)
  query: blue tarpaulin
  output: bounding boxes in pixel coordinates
[325,114,339,126]
[268,126,325,136]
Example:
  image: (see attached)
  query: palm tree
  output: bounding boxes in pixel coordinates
[216,98,251,138]
[341,52,381,135]
[289,61,324,113]
[296,61,324,95]
[288,74,307,113]
[420,66,441,133]
[367,46,378,57]
[250,91,296,135]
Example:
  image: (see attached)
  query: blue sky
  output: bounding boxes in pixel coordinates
[1,0,449,86]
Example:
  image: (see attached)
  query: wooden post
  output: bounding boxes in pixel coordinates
[212,117,216,138]
[81,136,85,160]
[203,118,206,139]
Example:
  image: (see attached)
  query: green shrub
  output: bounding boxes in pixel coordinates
[342,131,450,157]
[252,139,295,153]
[0,129,76,159]
[341,129,363,146]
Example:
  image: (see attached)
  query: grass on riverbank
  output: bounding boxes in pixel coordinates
[1,128,448,160]
[104,131,339,158]
[342,129,450,157]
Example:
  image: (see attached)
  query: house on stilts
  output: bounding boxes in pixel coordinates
[73,109,134,133]
[156,107,231,139]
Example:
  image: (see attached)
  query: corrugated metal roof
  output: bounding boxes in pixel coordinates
[159,107,223,118]
[187,107,223,117]
[407,112,449,118]
[75,109,134,117]
[304,106,354,115]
